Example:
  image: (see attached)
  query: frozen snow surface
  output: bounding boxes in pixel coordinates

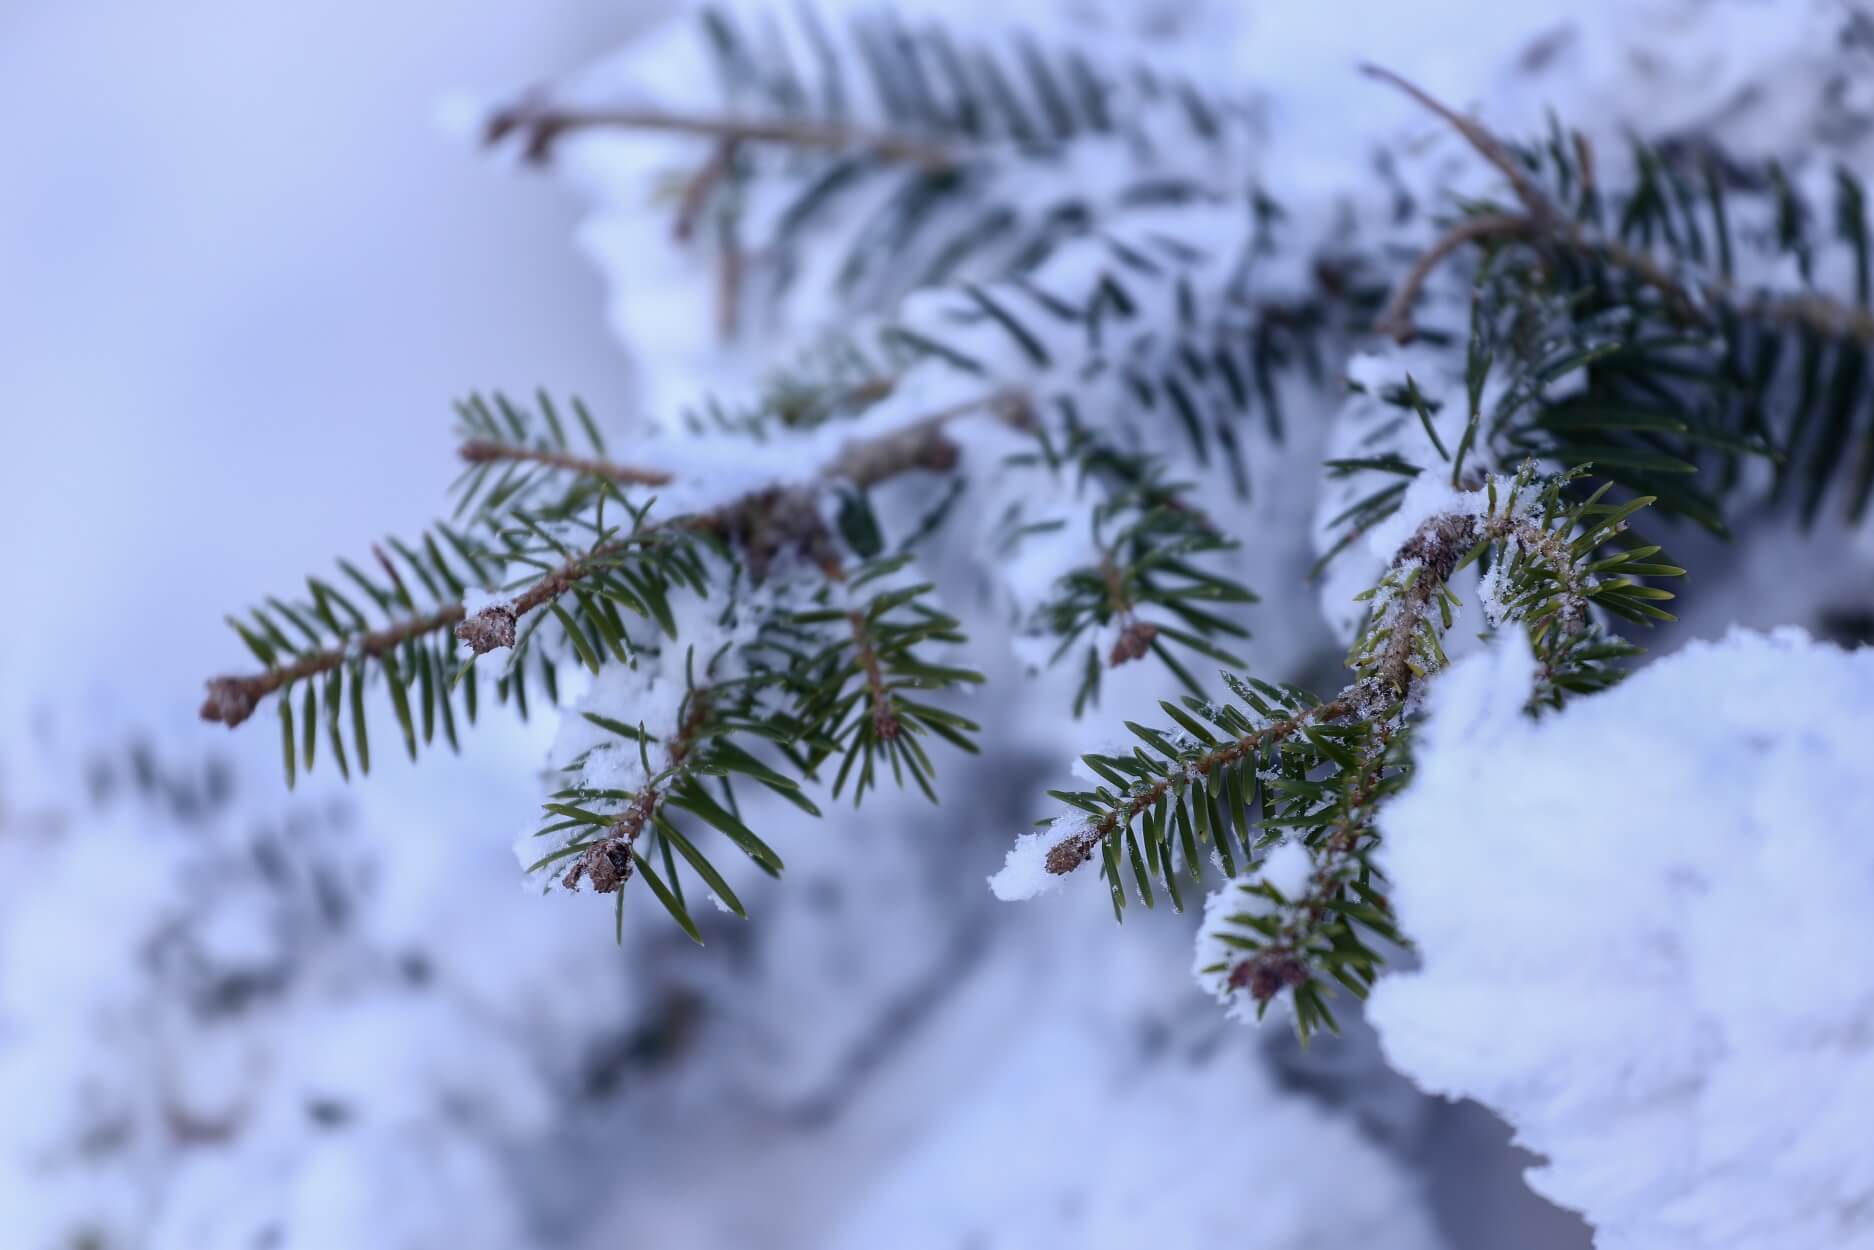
[1371,628,1874,1250]
[0,714,635,1250]
[830,905,1445,1250]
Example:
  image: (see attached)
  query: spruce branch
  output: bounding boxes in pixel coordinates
[562,688,713,895]
[1031,466,1256,713]
[1366,64,1874,350]
[1211,718,1405,1040]
[484,98,959,170]
[200,605,466,730]
[496,4,1267,344]
[1358,64,1553,221]
[455,387,1027,646]
[1034,464,1678,1038]
[457,528,675,656]
[1039,695,1349,879]
[763,557,986,804]
[521,553,982,940]
[457,439,676,487]
[202,387,1026,769]
[1356,492,1599,699]
[1372,212,1530,343]
[674,138,742,242]
[847,609,900,742]
[206,190,1303,776]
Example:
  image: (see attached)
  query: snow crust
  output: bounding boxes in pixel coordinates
[829,904,1446,1250]
[0,716,632,1250]
[1370,628,1874,1250]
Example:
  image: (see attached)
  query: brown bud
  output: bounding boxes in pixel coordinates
[911,434,961,474]
[455,604,518,653]
[1228,951,1311,1003]
[1108,620,1159,667]
[577,842,634,894]
[200,678,258,728]
[990,391,1037,431]
[1395,513,1477,583]
[1044,835,1094,875]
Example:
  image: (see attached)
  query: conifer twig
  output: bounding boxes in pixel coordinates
[848,611,900,741]
[1371,513,1474,694]
[1225,722,1394,1005]
[1366,64,1874,345]
[1099,553,1157,666]
[200,607,466,729]
[485,99,958,170]
[201,390,1032,724]
[1373,212,1530,342]
[819,390,1031,487]
[1359,64,1551,219]
[458,440,676,486]
[1042,697,1353,875]
[563,689,713,893]
[457,390,1026,648]
[674,139,741,242]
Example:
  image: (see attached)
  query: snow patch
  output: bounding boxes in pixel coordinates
[1371,628,1874,1249]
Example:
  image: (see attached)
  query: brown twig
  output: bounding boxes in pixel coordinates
[1360,64,1550,219]
[716,215,744,341]
[1097,552,1158,667]
[1042,699,1353,876]
[200,606,466,729]
[1225,721,1395,1004]
[459,440,675,487]
[848,611,900,740]
[674,139,740,242]
[203,389,1032,728]
[1373,212,1531,342]
[1371,512,1476,695]
[201,526,666,729]
[486,100,957,170]
[1366,63,1874,345]
[819,389,1029,487]
[563,691,713,893]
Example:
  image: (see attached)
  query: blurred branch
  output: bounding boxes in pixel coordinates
[485,98,958,170]
[1365,63,1874,344]
[459,439,675,486]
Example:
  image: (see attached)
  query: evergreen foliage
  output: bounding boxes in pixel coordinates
[198,4,1869,1040]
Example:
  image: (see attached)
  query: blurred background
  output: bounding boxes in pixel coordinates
[4,1,1868,1247]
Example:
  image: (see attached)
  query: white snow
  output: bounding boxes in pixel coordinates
[1369,628,1874,1250]
[9,0,1874,1248]
[828,902,1446,1250]
[1190,838,1318,1024]
[988,828,1074,902]
[1258,837,1316,899]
